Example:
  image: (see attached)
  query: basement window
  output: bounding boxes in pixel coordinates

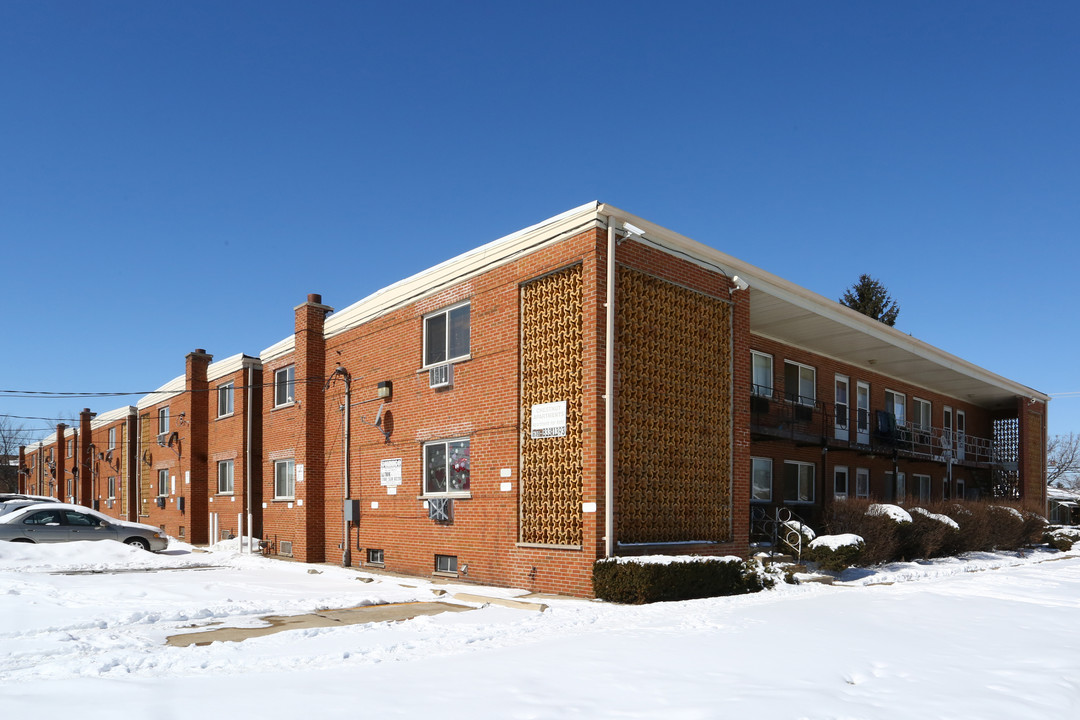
[366,548,384,565]
[434,554,458,575]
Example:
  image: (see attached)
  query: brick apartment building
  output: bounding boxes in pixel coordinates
[18,202,1049,596]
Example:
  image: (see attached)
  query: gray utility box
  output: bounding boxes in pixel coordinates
[344,499,361,522]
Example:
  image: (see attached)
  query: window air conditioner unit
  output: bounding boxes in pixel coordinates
[428,497,453,522]
[279,540,294,557]
[429,363,453,389]
[156,497,166,509]
[157,433,170,447]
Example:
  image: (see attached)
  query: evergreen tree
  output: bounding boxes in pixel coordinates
[840,274,899,326]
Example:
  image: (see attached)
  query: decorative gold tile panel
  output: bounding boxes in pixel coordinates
[519,265,584,546]
[616,267,732,544]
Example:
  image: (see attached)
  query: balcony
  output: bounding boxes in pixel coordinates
[748,388,998,466]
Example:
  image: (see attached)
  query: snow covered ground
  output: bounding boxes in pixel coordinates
[3,539,1079,719]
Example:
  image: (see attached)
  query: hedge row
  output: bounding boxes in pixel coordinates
[816,498,1047,567]
[593,556,773,604]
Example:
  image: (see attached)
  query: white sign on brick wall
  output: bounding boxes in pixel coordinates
[531,401,567,439]
[380,458,402,487]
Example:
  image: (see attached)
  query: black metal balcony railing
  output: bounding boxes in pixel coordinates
[749,387,996,465]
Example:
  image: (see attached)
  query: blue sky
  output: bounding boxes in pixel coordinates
[2,1,1078,440]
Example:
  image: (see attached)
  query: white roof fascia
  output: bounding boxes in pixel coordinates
[90,406,136,430]
[597,203,1048,404]
[323,201,603,339]
[136,375,185,410]
[260,336,296,363]
[208,353,261,382]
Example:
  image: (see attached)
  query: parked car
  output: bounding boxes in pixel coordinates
[0,494,58,517]
[0,503,168,551]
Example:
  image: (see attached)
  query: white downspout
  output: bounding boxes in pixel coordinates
[605,216,616,558]
[246,363,254,553]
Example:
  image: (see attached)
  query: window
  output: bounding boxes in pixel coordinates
[158,407,170,435]
[64,510,102,527]
[218,382,234,417]
[108,427,116,450]
[784,361,816,405]
[424,302,471,366]
[107,477,116,500]
[834,375,850,440]
[915,474,931,502]
[913,398,932,444]
[218,460,234,494]
[157,469,168,497]
[423,439,470,495]
[855,468,870,498]
[956,478,965,500]
[274,367,295,407]
[367,548,384,565]
[751,457,772,502]
[434,554,458,574]
[834,466,849,499]
[751,352,773,397]
[884,390,905,425]
[66,439,73,457]
[23,509,62,525]
[274,459,296,499]
[783,461,815,503]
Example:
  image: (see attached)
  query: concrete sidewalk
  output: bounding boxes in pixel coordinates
[166,601,474,647]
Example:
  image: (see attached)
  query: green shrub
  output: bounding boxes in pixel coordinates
[902,508,961,560]
[822,499,903,566]
[808,534,865,571]
[1044,527,1080,551]
[592,556,772,604]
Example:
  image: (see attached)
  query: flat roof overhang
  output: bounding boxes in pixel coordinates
[597,203,1047,412]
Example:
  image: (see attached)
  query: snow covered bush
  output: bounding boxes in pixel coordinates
[1044,527,1080,551]
[592,555,772,604]
[901,507,962,560]
[808,533,864,571]
[822,499,904,566]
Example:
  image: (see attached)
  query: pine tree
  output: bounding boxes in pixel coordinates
[840,274,899,326]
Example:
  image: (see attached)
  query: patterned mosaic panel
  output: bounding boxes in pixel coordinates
[616,267,733,544]
[519,265,584,546]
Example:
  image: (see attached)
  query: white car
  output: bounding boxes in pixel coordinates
[0,502,169,551]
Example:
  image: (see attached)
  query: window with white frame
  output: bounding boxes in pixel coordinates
[751,457,772,502]
[834,466,849,499]
[107,476,116,500]
[218,382,234,417]
[855,468,870,498]
[423,302,471,366]
[158,407,170,435]
[915,474,931,502]
[274,367,295,407]
[274,459,295,499]
[783,461,815,503]
[66,438,73,457]
[435,554,458,574]
[367,548,384,565]
[784,361,816,405]
[157,469,168,497]
[423,438,470,495]
[218,459,234,494]
[884,390,905,425]
[751,351,773,397]
[108,426,116,450]
[913,398,931,429]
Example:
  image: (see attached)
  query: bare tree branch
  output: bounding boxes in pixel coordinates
[1047,432,1080,489]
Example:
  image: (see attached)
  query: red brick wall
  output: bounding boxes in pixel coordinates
[206,363,263,542]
